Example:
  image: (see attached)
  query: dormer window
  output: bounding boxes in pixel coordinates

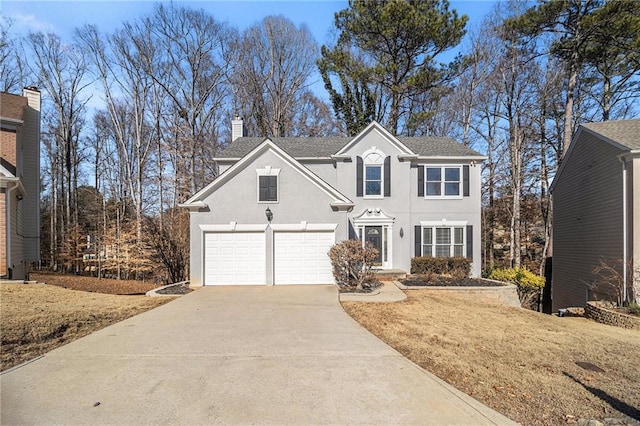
[256,167,280,203]
[357,147,390,198]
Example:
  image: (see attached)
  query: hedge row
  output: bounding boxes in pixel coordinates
[410,256,471,278]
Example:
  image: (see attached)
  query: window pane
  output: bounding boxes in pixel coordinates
[454,227,464,244]
[366,181,381,195]
[426,182,441,196]
[435,245,450,257]
[422,228,432,244]
[422,244,432,257]
[453,245,464,256]
[444,182,459,196]
[426,167,441,181]
[436,228,450,244]
[445,168,460,181]
[366,166,381,180]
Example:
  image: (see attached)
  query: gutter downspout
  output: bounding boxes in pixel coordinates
[619,155,628,305]
[5,180,19,277]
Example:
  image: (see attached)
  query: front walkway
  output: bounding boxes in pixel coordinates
[1,285,516,425]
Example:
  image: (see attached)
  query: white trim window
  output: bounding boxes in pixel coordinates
[425,166,462,198]
[365,165,382,196]
[362,148,385,198]
[421,222,466,257]
[256,167,280,203]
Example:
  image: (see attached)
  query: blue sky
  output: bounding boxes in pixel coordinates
[3,0,497,103]
[3,0,497,48]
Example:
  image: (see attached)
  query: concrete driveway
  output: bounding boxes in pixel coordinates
[1,285,516,425]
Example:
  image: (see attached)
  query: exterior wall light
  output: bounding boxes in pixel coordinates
[265,207,273,222]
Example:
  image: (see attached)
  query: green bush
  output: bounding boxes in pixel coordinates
[410,257,470,279]
[629,302,640,316]
[488,267,544,308]
[488,267,545,290]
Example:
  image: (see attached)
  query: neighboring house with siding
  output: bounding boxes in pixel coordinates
[1,88,41,280]
[181,120,485,286]
[551,119,640,311]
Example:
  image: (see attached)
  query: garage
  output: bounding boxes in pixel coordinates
[204,231,266,285]
[274,230,335,284]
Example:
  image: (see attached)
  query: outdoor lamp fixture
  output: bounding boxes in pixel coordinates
[265,207,273,222]
[399,227,404,238]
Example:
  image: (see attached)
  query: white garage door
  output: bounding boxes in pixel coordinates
[274,231,335,284]
[204,232,265,285]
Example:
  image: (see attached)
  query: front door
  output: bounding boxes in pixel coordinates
[365,226,383,265]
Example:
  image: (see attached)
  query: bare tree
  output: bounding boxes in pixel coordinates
[25,32,91,271]
[0,18,26,92]
[233,15,319,138]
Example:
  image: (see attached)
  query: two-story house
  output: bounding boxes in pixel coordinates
[181,120,485,286]
[1,88,41,280]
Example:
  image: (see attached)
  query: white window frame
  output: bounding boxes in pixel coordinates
[256,167,281,203]
[424,165,463,199]
[420,220,466,258]
[362,147,385,199]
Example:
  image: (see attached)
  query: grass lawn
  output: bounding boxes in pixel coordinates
[342,291,640,426]
[1,279,173,371]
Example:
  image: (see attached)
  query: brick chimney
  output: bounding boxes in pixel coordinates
[231,116,245,142]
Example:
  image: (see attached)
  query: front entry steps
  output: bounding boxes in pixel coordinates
[375,269,407,281]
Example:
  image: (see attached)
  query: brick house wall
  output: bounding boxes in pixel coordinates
[0,188,5,276]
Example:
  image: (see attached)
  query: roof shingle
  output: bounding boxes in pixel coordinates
[582,119,640,150]
[218,136,483,159]
[0,92,27,122]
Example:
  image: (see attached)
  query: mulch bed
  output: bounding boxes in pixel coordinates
[338,281,384,294]
[400,275,504,287]
[156,282,193,295]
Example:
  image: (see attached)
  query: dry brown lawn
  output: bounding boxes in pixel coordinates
[342,291,640,426]
[1,283,173,371]
[30,272,160,295]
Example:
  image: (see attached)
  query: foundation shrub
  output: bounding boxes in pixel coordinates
[328,240,378,290]
[410,257,470,279]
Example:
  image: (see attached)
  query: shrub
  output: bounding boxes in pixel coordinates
[328,240,378,289]
[410,257,471,279]
[488,267,545,308]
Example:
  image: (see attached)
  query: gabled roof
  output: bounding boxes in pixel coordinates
[0,92,27,122]
[216,122,484,160]
[181,139,353,210]
[334,121,415,157]
[550,118,640,192]
[582,119,640,150]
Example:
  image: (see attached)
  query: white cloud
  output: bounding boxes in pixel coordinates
[8,13,56,33]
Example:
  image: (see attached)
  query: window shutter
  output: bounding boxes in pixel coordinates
[356,156,363,197]
[466,225,473,259]
[417,166,424,197]
[384,156,391,197]
[463,165,470,197]
[415,225,422,257]
[259,176,268,201]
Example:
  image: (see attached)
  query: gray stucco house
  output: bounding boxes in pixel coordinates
[551,119,640,310]
[181,120,485,286]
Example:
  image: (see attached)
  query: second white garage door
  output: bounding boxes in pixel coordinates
[204,232,265,285]
[274,231,335,284]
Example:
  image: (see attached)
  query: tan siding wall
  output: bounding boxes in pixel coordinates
[552,132,625,311]
[20,91,40,261]
[0,189,5,276]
